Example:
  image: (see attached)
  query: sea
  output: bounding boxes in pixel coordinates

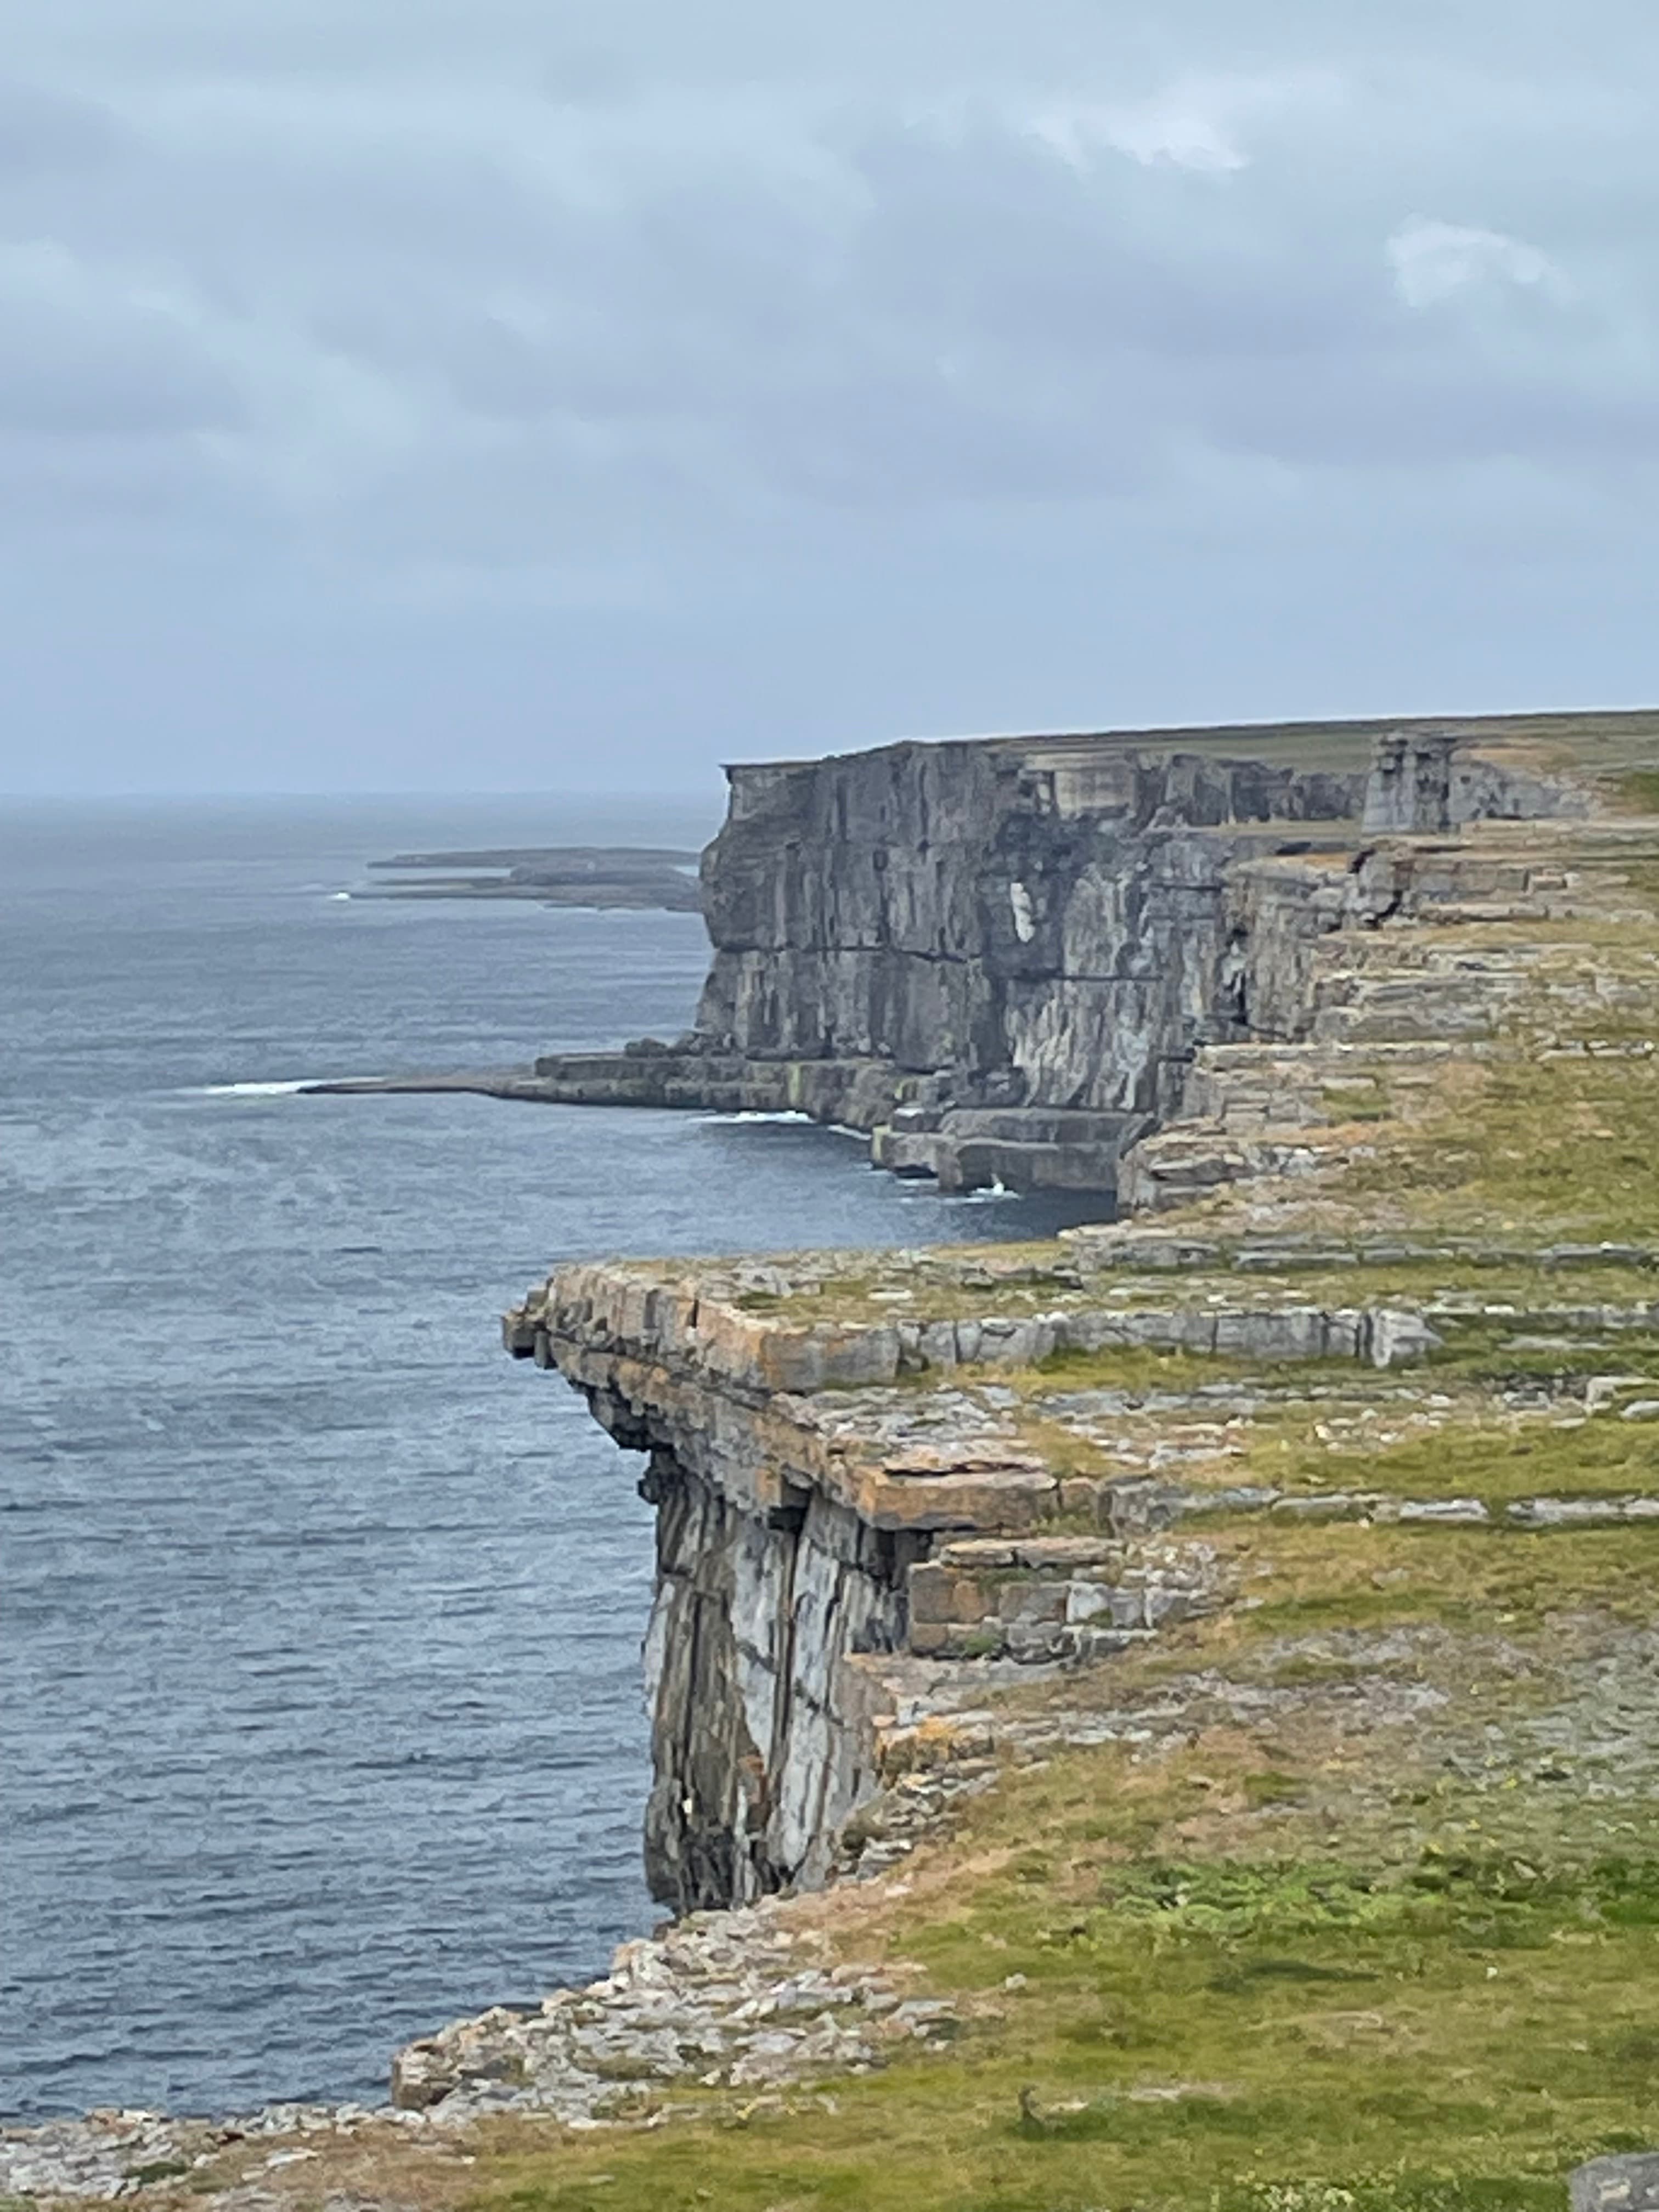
[0,798,1109,2123]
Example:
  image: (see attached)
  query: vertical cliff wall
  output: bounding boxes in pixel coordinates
[640,1462,906,1911]
[528,721,1584,1192]
[526,1282,938,1911]
[696,738,1365,1122]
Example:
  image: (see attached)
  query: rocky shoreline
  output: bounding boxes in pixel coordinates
[1,1900,961,2200]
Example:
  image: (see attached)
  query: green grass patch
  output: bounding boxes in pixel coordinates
[470,1549,1659,2212]
[1245,1404,1659,1507]
[1615,766,1659,815]
[478,1829,1659,2212]
[1350,1048,1659,1246]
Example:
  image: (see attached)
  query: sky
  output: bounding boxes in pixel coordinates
[2,1,1658,796]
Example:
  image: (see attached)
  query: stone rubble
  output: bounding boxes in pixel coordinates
[387,1899,954,2123]
[1,1909,960,2200]
[0,2103,422,2203]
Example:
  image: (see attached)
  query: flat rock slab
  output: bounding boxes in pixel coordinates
[1572,2155,1659,2212]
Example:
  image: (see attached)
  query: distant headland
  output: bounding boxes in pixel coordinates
[356,844,703,912]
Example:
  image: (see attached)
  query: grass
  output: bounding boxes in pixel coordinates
[981,1321,1659,1515]
[465,1949,1659,2210]
[1240,1409,1659,1508]
[709,1212,1659,1342]
[1615,768,1659,815]
[436,1510,1659,2212]
[139,1527,1659,2212]
[467,1769,1659,2210]
[1346,1051,1659,1245]
[195,792,1659,2212]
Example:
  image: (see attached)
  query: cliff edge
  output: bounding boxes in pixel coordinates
[350,721,1659,2204]
[526,712,1605,1194]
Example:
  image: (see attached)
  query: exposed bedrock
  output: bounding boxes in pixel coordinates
[529,721,1585,1192]
[508,1249,1496,1912]
[639,1459,907,1913]
[543,1322,928,1913]
[694,740,1363,1104]
[505,719,1610,1921]
[517,1217,1659,1914]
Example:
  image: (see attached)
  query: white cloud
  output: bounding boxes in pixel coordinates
[1028,69,1344,176]
[1030,93,1246,174]
[1387,216,1567,309]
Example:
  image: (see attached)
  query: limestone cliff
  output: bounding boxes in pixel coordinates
[530,716,1590,1192]
[695,740,1362,1113]
[512,1211,1659,1914]
[507,718,1649,1922]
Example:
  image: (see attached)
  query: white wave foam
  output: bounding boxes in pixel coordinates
[903,1178,1019,1204]
[699,1109,815,1125]
[330,891,352,901]
[193,1078,362,1097]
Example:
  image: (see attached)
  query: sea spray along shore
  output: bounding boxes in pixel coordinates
[12,710,1659,2209]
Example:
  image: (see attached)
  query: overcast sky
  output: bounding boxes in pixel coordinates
[1,1,1656,795]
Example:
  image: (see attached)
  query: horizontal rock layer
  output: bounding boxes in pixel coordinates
[510,1217,1659,1910]
[526,720,1587,1192]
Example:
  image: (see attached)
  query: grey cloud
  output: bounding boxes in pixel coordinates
[0,426,234,527]
[0,254,242,439]
[0,76,125,176]
[3,1,1659,792]
[1,35,1644,505]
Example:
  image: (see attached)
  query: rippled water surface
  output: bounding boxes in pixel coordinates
[0,799,1108,2121]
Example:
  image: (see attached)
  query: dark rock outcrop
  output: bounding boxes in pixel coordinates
[1363,726,1588,833]
[692,740,1363,1108]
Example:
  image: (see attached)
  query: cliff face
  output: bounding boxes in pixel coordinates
[520,1271,939,1909]
[696,740,1365,1126]
[528,719,1586,1192]
[509,1210,1560,1913]
[640,1467,902,1912]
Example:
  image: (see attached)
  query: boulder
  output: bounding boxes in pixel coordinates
[1571,2156,1659,2212]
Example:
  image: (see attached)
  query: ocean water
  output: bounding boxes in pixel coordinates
[0,799,1109,2123]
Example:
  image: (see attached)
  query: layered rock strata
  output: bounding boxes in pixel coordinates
[522,718,1591,1192]
[506,758,1659,1921]
[1111,815,1640,1212]
[509,1227,1659,1912]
